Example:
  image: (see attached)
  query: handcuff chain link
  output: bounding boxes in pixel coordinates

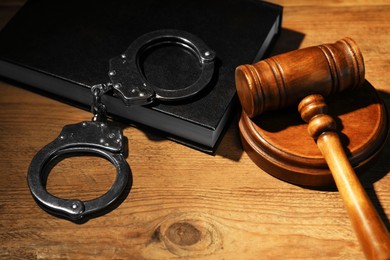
[91,83,112,122]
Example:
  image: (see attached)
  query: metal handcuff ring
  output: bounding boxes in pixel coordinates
[27,86,130,221]
[109,29,216,105]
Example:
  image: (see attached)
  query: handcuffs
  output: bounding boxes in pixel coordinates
[27,30,216,220]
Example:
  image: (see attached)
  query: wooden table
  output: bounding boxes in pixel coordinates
[1,1,389,259]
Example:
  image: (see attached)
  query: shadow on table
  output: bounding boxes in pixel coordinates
[215,28,306,161]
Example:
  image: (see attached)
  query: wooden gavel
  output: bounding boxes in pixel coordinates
[235,38,390,259]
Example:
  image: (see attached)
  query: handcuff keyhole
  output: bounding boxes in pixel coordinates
[45,155,116,201]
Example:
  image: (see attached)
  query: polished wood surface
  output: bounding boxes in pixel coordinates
[238,82,388,187]
[235,38,365,118]
[1,1,390,259]
[298,95,390,259]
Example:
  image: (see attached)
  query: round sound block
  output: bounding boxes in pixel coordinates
[239,82,388,187]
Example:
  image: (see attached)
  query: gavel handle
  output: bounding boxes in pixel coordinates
[318,132,390,259]
[299,95,390,260]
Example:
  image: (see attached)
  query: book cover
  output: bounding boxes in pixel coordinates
[0,0,282,152]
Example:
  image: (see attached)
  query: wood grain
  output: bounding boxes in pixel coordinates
[299,95,390,259]
[1,0,389,259]
[238,82,388,187]
[235,38,365,118]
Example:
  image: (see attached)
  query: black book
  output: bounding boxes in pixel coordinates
[0,0,282,152]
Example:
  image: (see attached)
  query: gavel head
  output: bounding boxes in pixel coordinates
[235,38,365,118]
